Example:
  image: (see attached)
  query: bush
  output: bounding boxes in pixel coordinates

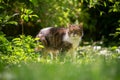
[0,35,43,65]
[0,32,11,54]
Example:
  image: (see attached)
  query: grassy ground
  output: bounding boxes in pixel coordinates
[0,43,120,80]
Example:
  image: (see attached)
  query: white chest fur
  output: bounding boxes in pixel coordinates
[63,32,81,49]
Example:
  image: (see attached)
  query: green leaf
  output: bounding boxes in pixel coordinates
[104,2,107,7]
[0,6,4,9]
[21,14,25,19]
[0,0,3,3]
[6,21,18,25]
[116,28,120,31]
[21,8,24,12]
[12,38,21,42]
[29,0,38,6]
[26,9,33,14]
[24,15,29,22]
[113,8,117,12]
[111,46,117,50]
[35,38,40,40]
[38,45,44,48]
[5,15,11,21]
[100,11,104,16]
[109,0,114,3]
[29,15,39,18]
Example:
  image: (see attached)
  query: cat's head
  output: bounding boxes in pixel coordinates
[68,23,83,37]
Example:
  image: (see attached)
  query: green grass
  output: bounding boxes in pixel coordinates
[0,44,120,80]
[0,59,120,80]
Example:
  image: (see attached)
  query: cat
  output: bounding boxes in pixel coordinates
[35,23,83,60]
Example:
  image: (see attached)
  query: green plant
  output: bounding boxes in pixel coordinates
[20,8,38,22]
[0,35,43,65]
[0,32,12,54]
[0,14,18,30]
[110,20,120,41]
[113,27,120,40]
[30,0,82,27]
[20,8,39,34]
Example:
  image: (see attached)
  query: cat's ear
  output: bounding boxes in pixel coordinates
[68,24,73,31]
[79,22,83,27]
[67,23,71,28]
[79,22,83,30]
[68,22,83,30]
[79,22,83,26]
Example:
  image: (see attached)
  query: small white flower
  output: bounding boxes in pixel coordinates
[93,46,101,50]
[99,49,108,56]
[116,48,120,53]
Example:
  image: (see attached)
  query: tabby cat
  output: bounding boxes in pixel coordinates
[35,23,83,60]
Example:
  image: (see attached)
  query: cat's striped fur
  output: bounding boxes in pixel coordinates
[35,23,83,60]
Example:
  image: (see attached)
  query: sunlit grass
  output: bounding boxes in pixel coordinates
[0,44,120,80]
[0,58,120,80]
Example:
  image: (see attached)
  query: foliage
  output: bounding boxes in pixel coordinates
[0,14,18,30]
[73,0,120,41]
[0,32,11,54]
[20,8,38,22]
[0,0,120,41]
[0,0,19,30]
[0,34,43,65]
[30,0,82,27]
[0,14,18,25]
[109,19,120,42]
[115,27,120,39]
[0,0,39,35]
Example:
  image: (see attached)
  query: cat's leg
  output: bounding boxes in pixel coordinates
[50,50,59,60]
[41,49,49,60]
[72,48,77,62]
[66,48,77,62]
[41,50,59,61]
[59,50,69,62]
